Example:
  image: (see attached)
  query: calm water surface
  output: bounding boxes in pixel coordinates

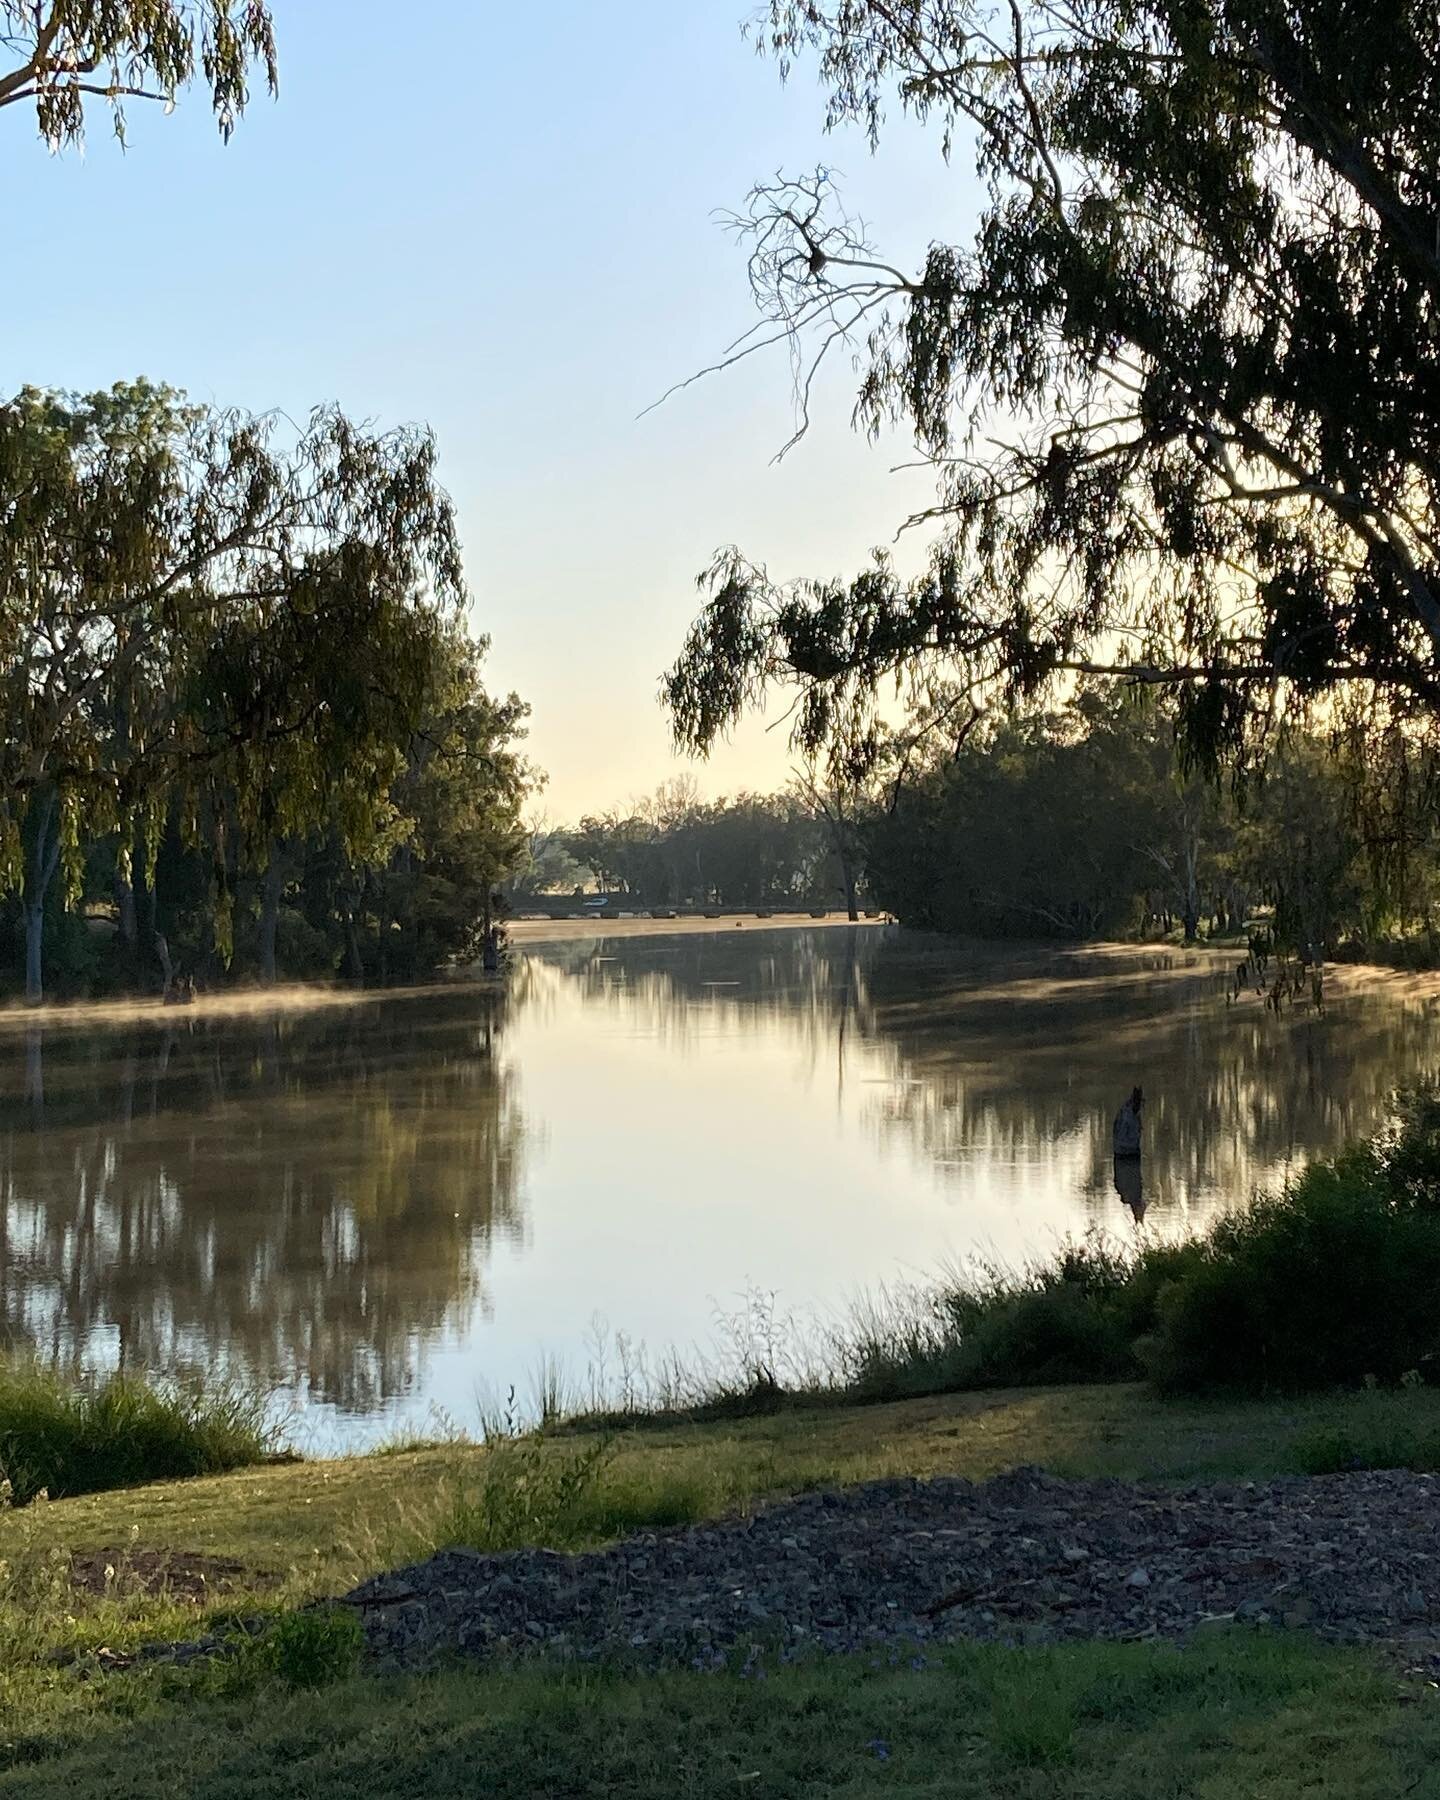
[4,922,1440,1446]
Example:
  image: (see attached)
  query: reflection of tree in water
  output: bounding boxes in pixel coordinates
[532,928,1440,1230]
[0,990,526,1412]
[856,941,1440,1227]
[525,927,875,1060]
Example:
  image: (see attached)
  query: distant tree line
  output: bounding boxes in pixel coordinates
[532,696,1440,962]
[515,778,867,914]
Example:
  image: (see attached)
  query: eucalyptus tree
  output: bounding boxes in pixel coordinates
[197,562,464,986]
[666,0,1440,777]
[0,380,465,999]
[0,1,275,146]
[791,760,868,920]
[361,627,531,981]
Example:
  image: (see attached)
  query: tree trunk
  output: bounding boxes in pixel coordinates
[24,902,44,1003]
[23,788,61,1005]
[259,846,284,986]
[115,870,137,949]
[345,909,365,982]
[155,931,174,1001]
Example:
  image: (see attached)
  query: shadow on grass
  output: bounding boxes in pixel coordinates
[1,1632,1433,1800]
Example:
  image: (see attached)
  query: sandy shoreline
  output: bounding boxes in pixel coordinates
[507,913,890,943]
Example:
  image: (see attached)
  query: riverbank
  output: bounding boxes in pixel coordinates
[7,1383,1440,1794]
[508,912,890,941]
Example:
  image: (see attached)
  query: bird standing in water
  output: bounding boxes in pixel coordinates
[1112,1085,1145,1224]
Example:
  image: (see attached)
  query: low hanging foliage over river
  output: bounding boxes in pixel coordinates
[0,381,532,1001]
[665,0,1440,810]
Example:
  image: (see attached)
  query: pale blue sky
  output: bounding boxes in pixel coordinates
[4,2,974,818]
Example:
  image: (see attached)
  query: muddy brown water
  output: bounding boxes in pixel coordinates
[3,923,1438,1447]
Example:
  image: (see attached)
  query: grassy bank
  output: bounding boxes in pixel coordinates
[0,1365,276,1505]
[8,1381,1440,1790]
[8,1634,1435,1800]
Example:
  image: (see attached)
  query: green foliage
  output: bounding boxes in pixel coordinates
[0,1364,275,1504]
[867,695,1194,938]
[860,687,1438,952]
[1293,1422,1440,1476]
[557,779,849,911]
[438,1431,616,1554]
[667,0,1440,778]
[250,1608,363,1691]
[0,379,486,1000]
[0,2,278,149]
[1141,1153,1440,1395]
[0,382,531,997]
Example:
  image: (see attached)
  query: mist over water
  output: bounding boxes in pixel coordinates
[3,922,1439,1448]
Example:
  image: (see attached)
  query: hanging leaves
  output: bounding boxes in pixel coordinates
[668,0,1440,774]
[0,2,278,149]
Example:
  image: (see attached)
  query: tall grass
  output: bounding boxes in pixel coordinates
[0,1364,278,1503]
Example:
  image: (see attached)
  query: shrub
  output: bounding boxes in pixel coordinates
[0,1364,276,1504]
[1294,1424,1440,1476]
[924,1239,1199,1392]
[953,1277,1136,1387]
[254,1608,363,1689]
[438,1431,614,1553]
[1140,1156,1440,1395]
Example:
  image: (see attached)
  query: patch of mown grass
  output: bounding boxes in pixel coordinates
[1,1633,1435,1799]
[9,1382,1440,1783]
[0,1364,276,1504]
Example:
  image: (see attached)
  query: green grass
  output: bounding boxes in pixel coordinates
[9,1382,1440,1792]
[3,1635,1437,1799]
[20,1382,1440,1583]
[0,1364,275,1504]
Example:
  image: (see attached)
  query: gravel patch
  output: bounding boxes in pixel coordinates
[342,1468,1440,1670]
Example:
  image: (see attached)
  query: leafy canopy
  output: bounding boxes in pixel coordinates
[665,0,1440,774]
[0,1,276,146]
[0,379,466,908]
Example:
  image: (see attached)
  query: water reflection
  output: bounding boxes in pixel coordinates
[3,926,1440,1435]
[852,937,1440,1228]
[522,928,1440,1233]
[0,990,525,1410]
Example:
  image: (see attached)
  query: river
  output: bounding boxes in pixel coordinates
[3,920,1438,1446]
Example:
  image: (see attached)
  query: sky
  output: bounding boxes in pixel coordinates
[3,1,979,820]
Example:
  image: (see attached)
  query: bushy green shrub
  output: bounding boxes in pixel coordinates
[0,1364,276,1504]
[940,1244,1140,1388]
[1142,1193,1440,1395]
[1140,1113,1440,1395]
[888,1239,1203,1394]
[1293,1425,1440,1476]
